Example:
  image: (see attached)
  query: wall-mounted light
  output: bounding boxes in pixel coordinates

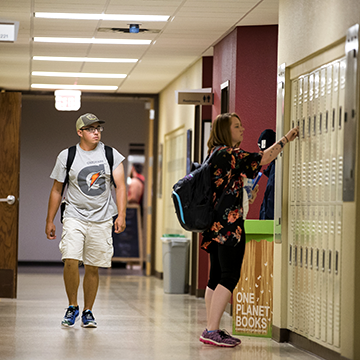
[55,90,81,111]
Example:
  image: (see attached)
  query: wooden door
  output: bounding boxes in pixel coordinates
[0,92,21,298]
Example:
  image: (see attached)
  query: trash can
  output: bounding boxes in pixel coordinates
[161,234,190,294]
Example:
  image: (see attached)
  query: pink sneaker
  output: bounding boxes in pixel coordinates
[199,329,241,347]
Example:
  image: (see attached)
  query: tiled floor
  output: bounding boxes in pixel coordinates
[0,265,323,360]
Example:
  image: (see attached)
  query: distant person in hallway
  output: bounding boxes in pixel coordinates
[199,113,298,347]
[127,163,145,217]
[45,113,127,328]
[257,129,276,220]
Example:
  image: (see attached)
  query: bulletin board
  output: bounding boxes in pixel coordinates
[112,204,143,263]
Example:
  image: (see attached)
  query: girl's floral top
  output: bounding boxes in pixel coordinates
[201,146,262,251]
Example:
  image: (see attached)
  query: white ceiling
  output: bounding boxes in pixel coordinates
[0,0,279,94]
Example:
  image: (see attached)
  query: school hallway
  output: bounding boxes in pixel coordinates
[0,265,323,360]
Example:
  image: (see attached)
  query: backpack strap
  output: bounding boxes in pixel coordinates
[105,145,116,188]
[61,145,76,196]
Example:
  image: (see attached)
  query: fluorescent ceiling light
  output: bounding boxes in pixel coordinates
[34,37,151,45]
[31,84,118,91]
[33,56,138,63]
[32,71,127,79]
[35,12,169,22]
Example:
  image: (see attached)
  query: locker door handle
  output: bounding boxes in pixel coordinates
[316,249,320,270]
[319,113,322,134]
[339,107,342,129]
[0,195,16,205]
[302,118,305,138]
[329,250,332,273]
[326,110,329,132]
[335,251,339,275]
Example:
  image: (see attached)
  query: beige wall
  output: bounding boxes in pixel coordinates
[278,0,360,66]
[155,59,203,274]
[277,1,360,358]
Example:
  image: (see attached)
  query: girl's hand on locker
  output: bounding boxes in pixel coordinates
[285,126,299,142]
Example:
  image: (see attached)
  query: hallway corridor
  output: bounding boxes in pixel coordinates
[0,265,323,360]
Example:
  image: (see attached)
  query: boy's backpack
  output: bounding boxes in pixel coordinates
[60,145,115,223]
[172,146,230,232]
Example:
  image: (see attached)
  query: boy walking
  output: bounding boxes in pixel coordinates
[45,113,127,328]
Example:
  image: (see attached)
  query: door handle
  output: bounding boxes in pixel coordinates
[0,195,16,205]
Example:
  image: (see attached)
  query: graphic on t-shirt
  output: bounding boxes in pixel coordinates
[78,164,106,196]
[89,171,104,189]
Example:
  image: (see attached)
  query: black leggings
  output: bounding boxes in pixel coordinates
[207,230,246,293]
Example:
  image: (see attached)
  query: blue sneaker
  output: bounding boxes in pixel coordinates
[61,305,79,327]
[81,309,97,328]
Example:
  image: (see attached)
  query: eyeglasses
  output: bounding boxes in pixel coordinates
[81,126,104,133]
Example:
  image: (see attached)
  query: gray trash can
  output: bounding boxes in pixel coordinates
[161,235,190,294]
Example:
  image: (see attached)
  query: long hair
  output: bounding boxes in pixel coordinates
[207,112,241,154]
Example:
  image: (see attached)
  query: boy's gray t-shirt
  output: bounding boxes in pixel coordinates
[50,142,125,222]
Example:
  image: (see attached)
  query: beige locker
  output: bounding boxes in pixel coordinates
[337,60,346,203]
[329,63,339,202]
[288,205,296,329]
[327,205,336,345]
[309,205,317,339]
[321,206,329,342]
[334,205,342,348]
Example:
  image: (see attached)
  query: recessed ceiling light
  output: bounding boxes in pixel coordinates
[34,12,169,22]
[33,56,138,63]
[34,37,151,45]
[31,84,118,91]
[32,71,127,79]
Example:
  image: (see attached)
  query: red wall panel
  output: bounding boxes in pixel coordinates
[212,25,278,220]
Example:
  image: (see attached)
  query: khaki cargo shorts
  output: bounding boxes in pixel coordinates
[60,217,114,268]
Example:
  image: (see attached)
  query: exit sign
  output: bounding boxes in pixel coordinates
[55,90,81,111]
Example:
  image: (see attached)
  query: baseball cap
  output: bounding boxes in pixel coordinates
[258,129,276,150]
[76,113,105,131]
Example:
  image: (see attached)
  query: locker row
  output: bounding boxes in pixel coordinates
[289,57,346,205]
[287,204,342,350]
[287,58,346,350]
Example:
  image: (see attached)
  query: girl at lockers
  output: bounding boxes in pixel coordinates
[199,112,298,347]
